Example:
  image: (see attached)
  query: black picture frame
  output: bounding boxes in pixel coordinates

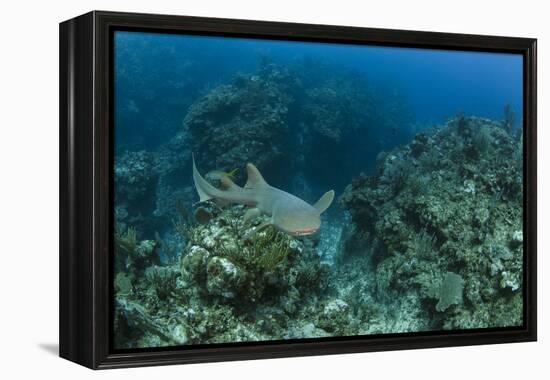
[59,10,537,369]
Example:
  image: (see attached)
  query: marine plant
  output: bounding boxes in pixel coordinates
[173,200,200,244]
[144,265,179,300]
[115,225,138,254]
[417,149,441,172]
[252,228,291,273]
[173,219,198,245]
[378,155,412,195]
[405,173,430,197]
[455,111,468,135]
[435,272,464,312]
[502,103,515,133]
[214,226,291,278]
[115,272,133,296]
[472,126,492,157]
[114,224,138,273]
[411,227,437,259]
[115,224,159,276]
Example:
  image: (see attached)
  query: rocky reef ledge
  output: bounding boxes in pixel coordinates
[114,205,335,347]
[114,115,523,348]
[339,115,523,330]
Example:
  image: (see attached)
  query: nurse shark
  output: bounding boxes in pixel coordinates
[192,156,334,236]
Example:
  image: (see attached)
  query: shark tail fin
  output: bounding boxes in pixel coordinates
[313,190,335,214]
[245,163,269,189]
[192,154,216,202]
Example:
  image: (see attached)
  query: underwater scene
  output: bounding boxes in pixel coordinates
[113,31,524,349]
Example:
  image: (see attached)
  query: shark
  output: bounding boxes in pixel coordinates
[192,156,335,236]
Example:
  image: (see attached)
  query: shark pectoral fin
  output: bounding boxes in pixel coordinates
[243,221,271,240]
[256,222,271,233]
[213,198,230,208]
[313,190,335,214]
[243,208,261,223]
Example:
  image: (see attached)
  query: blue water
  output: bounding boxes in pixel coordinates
[114,31,522,151]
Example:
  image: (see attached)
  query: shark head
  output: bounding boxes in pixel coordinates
[271,189,335,236]
[272,204,321,236]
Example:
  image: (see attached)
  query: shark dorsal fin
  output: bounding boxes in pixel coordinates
[313,190,335,214]
[245,163,268,189]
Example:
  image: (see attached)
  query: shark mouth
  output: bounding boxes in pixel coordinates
[290,227,319,236]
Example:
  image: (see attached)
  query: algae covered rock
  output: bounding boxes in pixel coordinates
[114,203,336,348]
[114,151,159,231]
[206,257,245,299]
[184,62,297,184]
[340,115,523,330]
[115,150,157,204]
[114,225,159,275]
[144,265,179,300]
[317,299,352,332]
[180,245,210,285]
[177,206,328,305]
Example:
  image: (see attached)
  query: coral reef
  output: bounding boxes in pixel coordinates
[114,206,332,347]
[105,20,530,354]
[183,61,298,185]
[112,49,523,347]
[340,115,523,330]
[114,225,159,275]
[114,151,158,231]
[113,115,523,348]
[181,59,413,190]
